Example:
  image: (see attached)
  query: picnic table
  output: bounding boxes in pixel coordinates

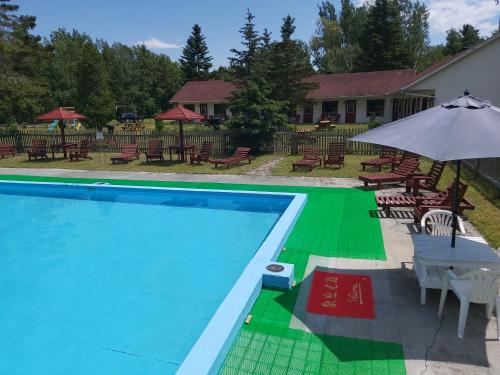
[50,142,78,159]
[168,144,195,161]
[412,235,500,270]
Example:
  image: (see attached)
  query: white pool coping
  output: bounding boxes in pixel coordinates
[0,180,307,375]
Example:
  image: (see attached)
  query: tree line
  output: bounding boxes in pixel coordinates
[0,0,490,128]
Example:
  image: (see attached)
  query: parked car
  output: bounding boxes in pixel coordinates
[118,112,142,122]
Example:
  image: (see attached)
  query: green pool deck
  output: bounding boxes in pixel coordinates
[0,174,406,375]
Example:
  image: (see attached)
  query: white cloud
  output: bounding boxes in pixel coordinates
[136,37,181,49]
[427,0,500,36]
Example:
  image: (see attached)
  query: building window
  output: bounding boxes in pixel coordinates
[366,99,385,117]
[322,101,338,114]
[214,103,227,117]
[184,104,195,111]
[199,103,208,116]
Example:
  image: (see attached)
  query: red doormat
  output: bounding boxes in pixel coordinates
[306,271,375,319]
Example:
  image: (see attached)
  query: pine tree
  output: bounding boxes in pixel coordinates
[179,24,213,81]
[445,28,463,55]
[359,0,410,71]
[227,10,287,149]
[268,16,316,116]
[460,24,481,49]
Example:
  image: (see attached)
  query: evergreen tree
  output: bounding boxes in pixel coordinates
[75,42,115,127]
[227,10,287,149]
[460,24,481,49]
[400,0,430,70]
[268,16,316,116]
[179,24,213,81]
[359,0,410,71]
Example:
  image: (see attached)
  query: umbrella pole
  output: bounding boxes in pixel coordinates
[60,120,67,158]
[451,160,462,248]
[179,120,185,162]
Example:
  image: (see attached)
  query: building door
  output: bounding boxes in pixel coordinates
[303,103,313,123]
[345,100,356,123]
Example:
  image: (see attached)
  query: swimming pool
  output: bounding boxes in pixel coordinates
[0,181,305,374]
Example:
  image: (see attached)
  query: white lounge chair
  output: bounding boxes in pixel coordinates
[438,269,500,339]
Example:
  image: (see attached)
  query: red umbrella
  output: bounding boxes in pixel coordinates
[36,107,87,158]
[154,106,204,161]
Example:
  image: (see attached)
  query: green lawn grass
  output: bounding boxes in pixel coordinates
[273,155,500,248]
[290,123,369,131]
[0,153,277,175]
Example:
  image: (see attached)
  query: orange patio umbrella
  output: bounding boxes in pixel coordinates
[36,107,87,158]
[154,105,204,162]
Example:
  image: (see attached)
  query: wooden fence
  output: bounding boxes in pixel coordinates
[463,158,500,192]
[0,128,378,156]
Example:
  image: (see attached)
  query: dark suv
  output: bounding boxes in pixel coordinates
[119,112,142,122]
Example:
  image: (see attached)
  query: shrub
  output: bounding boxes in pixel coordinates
[367,120,382,130]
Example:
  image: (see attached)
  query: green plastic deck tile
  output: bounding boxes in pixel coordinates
[0,175,405,374]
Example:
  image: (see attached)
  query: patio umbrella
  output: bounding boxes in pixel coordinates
[351,90,500,247]
[154,105,204,162]
[36,107,87,158]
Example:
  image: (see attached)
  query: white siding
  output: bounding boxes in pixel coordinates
[407,37,500,106]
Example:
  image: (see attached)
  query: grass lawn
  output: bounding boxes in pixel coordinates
[0,153,277,175]
[290,123,369,131]
[273,155,500,248]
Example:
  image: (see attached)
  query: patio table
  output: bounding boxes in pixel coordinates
[411,235,500,270]
[168,144,195,161]
[50,142,78,159]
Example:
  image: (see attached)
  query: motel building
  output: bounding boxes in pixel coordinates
[170,34,500,124]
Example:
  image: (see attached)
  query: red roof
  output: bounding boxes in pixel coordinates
[36,107,87,121]
[154,105,205,121]
[304,69,417,99]
[170,80,237,103]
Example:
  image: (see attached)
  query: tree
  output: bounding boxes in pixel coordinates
[179,24,213,81]
[359,0,410,71]
[445,28,463,55]
[400,0,430,70]
[75,42,115,127]
[227,10,287,150]
[460,24,481,49]
[267,16,316,115]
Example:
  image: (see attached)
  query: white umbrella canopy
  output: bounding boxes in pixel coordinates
[351,92,500,161]
[351,91,500,247]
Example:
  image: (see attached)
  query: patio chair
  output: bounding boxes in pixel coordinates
[406,161,446,194]
[323,142,345,168]
[359,157,420,189]
[413,181,475,224]
[69,140,92,161]
[360,147,397,171]
[209,147,252,169]
[189,141,212,165]
[111,144,139,164]
[0,144,15,158]
[438,269,500,338]
[145,140,164,163]
[292,147,322,171]
[420,210,465,236]
[27,140,48,160]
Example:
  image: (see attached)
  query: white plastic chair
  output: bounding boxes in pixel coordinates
[438,269,500,338]
[420,209,465,236]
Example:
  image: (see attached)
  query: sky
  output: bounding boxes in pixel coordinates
[16,0,500,67]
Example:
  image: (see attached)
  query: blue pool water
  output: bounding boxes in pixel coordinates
[0,182,292,374]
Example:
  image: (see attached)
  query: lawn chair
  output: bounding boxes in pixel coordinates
[359,157,420,189]
[190,141,212,165]
[438,269,500,338]
[111,144,139,164]
[360,147,397,171]
[420,210,465,236]
[145,140,164,163]
[210,147,252,169]
[0,144,15,158]
[292,147,322,171]
[27,140,48,160]
[69,140,92,161]
[323,142,345,168]
[413,181,475,224]
[406,161,446,194]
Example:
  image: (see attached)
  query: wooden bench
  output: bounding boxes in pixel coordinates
[0,144,15,158]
